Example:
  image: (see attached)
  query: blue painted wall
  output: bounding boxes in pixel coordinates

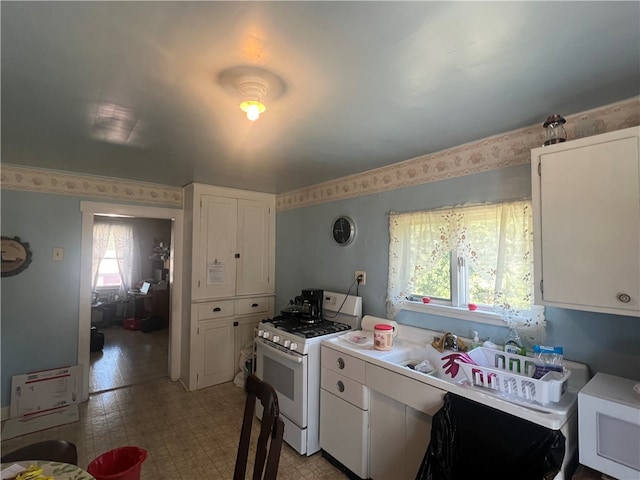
[1,190,83,408]
[275,164,640,381]
[0,188,179,408]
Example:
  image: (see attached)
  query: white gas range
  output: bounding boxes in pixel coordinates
[254,291,362,456]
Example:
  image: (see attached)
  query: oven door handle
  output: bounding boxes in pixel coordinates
[256,338,303,364]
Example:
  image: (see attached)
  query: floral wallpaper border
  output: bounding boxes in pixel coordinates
[0,166,182,207]
[1,97,637,210]
[276,96,640,211]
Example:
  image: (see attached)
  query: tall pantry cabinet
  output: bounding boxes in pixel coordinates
[531,126,639,317]
[181,183,276,390]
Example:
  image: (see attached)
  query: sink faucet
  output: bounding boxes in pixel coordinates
[431,332,462,352]
[444,333,459,351]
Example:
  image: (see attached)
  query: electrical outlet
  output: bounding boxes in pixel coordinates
[355,270,366,285]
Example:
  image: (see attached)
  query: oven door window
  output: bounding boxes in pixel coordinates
[256,342,308,428]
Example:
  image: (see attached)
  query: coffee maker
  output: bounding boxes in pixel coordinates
[300,288,323,323]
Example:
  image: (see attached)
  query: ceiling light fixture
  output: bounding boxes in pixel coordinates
[218,66,286,123]
[238,78,268,122]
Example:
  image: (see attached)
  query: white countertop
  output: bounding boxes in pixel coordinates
[322,323,588,430]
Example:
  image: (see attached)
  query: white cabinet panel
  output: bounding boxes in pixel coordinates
[237,198,272,295]
[367,363,444,480]
[532,127,639,316]
[320,389,369,479]
[196,318,235,389]
[321,367,369,410]
[321,345,366,383]
[195,300,235,321]
[188,184,275,301]
[369,390,406,480]
[406,406,432,480]
[194,195,237,299]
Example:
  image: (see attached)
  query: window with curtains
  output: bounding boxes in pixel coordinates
[387,200,545,333]
[92,221,140,297]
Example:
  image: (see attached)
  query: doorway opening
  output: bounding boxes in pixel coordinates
[79,201,184,402]
[89,216,172,393]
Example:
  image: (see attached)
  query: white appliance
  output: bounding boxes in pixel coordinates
[578,372,640,479]
[255,291,362,455]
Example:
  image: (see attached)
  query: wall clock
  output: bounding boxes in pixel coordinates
[1,236,33,277]
[332,216,355,246]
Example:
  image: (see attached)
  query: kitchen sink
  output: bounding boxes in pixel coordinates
[383,342,469,384]
[399,359,435,375]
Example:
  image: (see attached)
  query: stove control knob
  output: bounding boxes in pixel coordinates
[290,342,298,351]
[283,340,291,348]
[263,331,270,339]
[257,330,264,338]
[273,335,280,343]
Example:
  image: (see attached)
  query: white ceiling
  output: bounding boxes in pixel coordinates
[2,1,639,194]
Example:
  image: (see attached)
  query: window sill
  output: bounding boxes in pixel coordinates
[401,300,506,327]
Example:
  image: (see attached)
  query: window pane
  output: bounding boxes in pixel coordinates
[97,257,121,287]
[411,252,451,301]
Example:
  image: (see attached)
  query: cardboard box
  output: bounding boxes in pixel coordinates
[9,365,81,418]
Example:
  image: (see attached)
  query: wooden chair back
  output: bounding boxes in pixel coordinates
[233,374,285,480]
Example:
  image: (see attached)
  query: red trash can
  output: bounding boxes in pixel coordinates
[87,446,147,480]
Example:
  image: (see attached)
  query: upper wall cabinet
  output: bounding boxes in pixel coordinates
[184,184,275,300]
[531,126,639,317]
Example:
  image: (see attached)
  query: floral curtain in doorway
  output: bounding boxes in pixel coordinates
[92,221,141,297]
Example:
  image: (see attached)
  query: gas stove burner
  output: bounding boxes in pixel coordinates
[264,316,351,339]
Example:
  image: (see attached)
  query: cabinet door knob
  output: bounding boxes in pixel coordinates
[618,293,631,303]
[235,253,240,258]
[336,380,345,393]
[213,307,221,312]
[337,358,345,369]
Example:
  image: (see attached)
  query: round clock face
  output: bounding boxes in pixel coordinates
[332,216,355,246]
[1,236,33,277]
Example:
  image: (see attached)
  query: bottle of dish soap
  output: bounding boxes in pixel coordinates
[504,327,526,356]
[471,331,481,349]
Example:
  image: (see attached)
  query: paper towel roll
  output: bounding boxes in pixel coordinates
[361,315,398,336]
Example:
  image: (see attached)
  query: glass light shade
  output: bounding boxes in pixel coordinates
[240,100,266,121]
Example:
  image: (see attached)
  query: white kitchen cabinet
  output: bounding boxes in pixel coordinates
[320,346,369,479]
[187,297,273,390]
[367,363,445,480]
[194,317,236,389]
[531,126,640,317]
[182,183,275,390]
[185,183,275,300]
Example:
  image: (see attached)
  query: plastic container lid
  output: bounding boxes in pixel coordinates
[374,323,393,331]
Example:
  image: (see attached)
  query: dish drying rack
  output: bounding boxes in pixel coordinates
[455,347,571,405]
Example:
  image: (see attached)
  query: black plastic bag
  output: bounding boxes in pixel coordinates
[416,393,565,480]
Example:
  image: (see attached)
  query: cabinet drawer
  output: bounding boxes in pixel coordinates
[195,300,235,321]
[321,368,369,410]
[321,346,365,383]
[366,363,445,416]
[236,297,271,316]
